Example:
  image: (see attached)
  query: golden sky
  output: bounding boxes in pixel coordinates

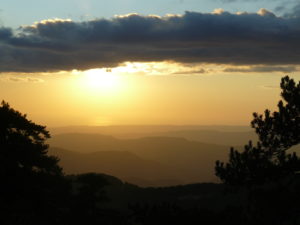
[1,62,298,127]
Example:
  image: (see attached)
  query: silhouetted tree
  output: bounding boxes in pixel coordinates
[0,101,61,175]
[214,76,300,224]
[215,76,300,186]
[0,101,68,224]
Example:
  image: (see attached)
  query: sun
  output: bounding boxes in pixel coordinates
[83,68,120,94]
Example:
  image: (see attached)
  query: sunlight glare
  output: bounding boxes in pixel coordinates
[84,68,120,94]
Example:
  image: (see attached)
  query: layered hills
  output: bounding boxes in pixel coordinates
[48,126,300,187]
[48,130,240,186]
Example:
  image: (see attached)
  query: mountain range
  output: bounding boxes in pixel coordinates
[48,130,240,186]
[48,126,300,187]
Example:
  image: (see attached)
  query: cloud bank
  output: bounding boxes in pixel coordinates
[0,10,300,72]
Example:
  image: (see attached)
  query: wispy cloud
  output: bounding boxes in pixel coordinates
[223,66,298,73]
[217,0,260,2]
[172,68,206,75]
[101,62,208,76]
[260,85,280,90]
[1,76,44,83]
[216,0,289,3]
[283,3,300,18]
[215,0,300,19]
[1,10,300,73]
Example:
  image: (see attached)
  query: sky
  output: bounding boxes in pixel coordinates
[0,0,299,28]
[0,0,299,127]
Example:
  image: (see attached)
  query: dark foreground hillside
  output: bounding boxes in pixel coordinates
[64,173,300,225]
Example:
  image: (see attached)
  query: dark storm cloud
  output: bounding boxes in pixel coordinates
[1,11,300,73]
[0,27,12,39]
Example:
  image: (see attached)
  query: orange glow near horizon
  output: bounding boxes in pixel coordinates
[0,62,299,127]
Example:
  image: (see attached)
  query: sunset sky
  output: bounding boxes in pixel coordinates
[0,0,299,126]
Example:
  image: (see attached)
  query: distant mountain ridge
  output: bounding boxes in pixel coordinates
[49,125,256,146]
[50,147,183,187]
[48,131,300,187]
[49,125,252,135]
[155,130,257,146]
[48,134,230,186]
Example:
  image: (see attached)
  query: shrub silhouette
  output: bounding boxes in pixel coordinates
[215,76,300,186]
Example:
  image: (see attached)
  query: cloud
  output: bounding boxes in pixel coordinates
[1,10,300,73]
[0,76,44,83]
[261,85,280,90]
[218,0,258,2]
[216,0,300,18]
[284,3,300,18]
[223,66,298,73]
[108,61,208,76]
[172,68,206,75]
[272,1,300,18]
[217,0,283,2]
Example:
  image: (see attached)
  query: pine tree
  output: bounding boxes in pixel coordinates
[215,76,300,185]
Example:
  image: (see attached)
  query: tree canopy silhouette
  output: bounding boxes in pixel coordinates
[0,100,61,176]
[0,101,66,224]
[215,76,300,186]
